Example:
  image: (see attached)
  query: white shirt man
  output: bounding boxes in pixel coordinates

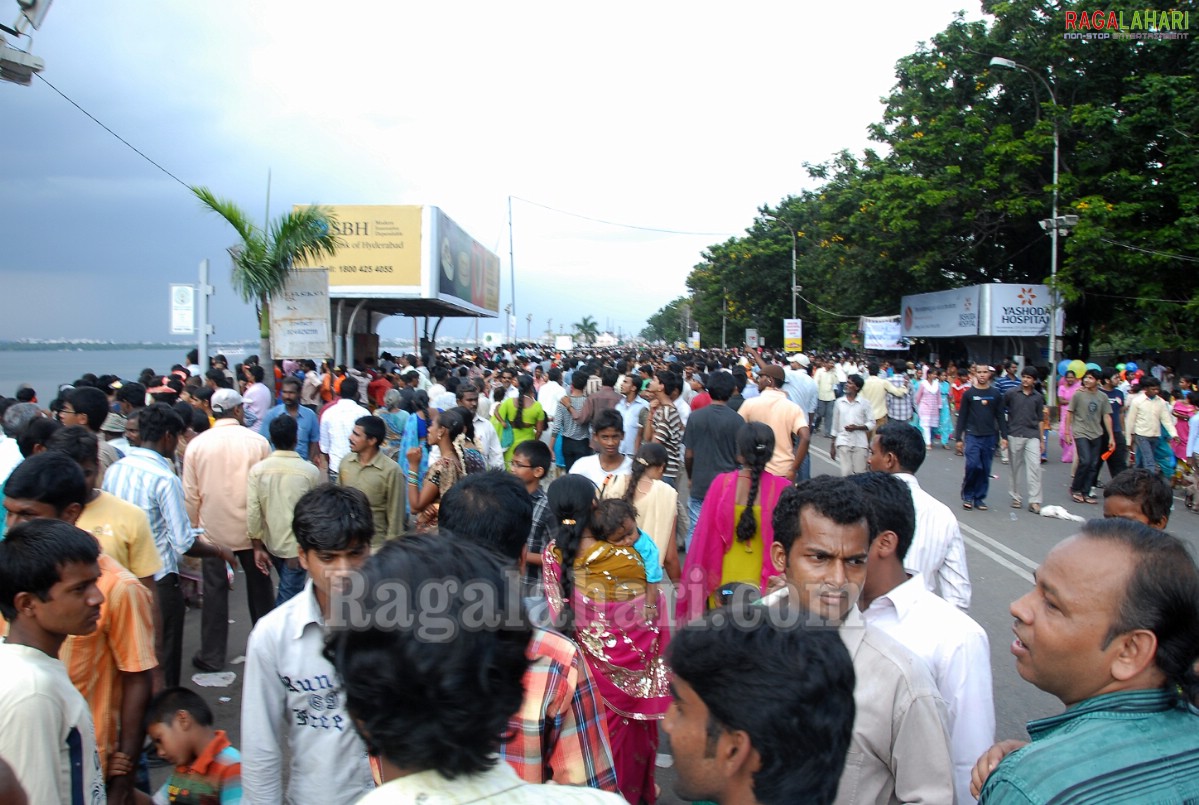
[318,388,371,477]
[863,574,994,804]
[895,474,973,610]
[537,375,566,413]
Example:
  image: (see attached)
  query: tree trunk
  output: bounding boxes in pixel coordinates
[258,294,273,368]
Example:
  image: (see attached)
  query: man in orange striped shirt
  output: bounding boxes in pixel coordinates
[3,452,157,804]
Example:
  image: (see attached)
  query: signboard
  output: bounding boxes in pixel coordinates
[295,204,424,292]
[554,335,574,351]
[745,328,760,348]
[170,284,195,335]
[862,318,905,351]
[270,269,332,359]
[481,332,504,348]
[782,319,803,351]
[900,287,979,337]
[690,331,701,349]
[432,209,501,316]
[983,284,1064,337]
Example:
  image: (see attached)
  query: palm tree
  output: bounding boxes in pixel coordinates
[192,186,342,366]
[573,315,600,345]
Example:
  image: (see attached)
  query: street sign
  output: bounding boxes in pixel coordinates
[745,328,759,348]
[170,284,195,335]
[783,319,803,351]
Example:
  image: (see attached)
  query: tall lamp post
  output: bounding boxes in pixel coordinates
[990,56,1061,404]
[764,213,798,319]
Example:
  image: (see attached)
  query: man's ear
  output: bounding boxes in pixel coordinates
[1109,629,1160,682]
[872,530,898,560]
[60,502,83,526]
[718,728,761,781]
[11,591,36,619]
[770,541,787,574]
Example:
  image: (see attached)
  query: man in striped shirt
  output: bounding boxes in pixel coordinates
[102,404,232,687]
[975,519,1199,802]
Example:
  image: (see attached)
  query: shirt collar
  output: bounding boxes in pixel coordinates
[292,580,323,639]
[213,419,242,429]
[1027,688,1187,741]
[837,604,868,656]
[375,758,528,802]
[866,573,925,620]
[127,445,173,469]
[272,450,303,459]
[184,730,232,776]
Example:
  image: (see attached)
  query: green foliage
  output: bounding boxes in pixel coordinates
[573,315,600,345]
[655,3,1199,352]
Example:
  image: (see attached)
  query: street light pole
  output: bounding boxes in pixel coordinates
[764,214,798,318]
[990,56,1060,404]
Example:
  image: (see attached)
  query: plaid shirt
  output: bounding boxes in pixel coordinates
[524,489,552,586]
[500,628,619,792]
[885,375,914,421]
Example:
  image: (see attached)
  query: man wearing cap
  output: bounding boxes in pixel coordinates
[183,388,274,672]
[738,354,810,481]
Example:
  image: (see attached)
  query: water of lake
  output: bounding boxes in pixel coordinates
[0,347,248,398]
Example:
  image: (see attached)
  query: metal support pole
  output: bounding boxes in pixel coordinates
[721,287,727,349]
[345,300,366,370]
[197,259,213,368]
[334,300,345,367]
[791,236,798,319]
[508,196,517,335]
[1047,121,1060,406]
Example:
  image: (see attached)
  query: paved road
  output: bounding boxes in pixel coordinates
[178,436,1199,802]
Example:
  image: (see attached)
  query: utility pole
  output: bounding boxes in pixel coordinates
[526,313,533,341]
[721,287,727,349]
[198,259,214,366]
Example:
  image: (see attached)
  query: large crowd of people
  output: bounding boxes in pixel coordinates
[0,343,1197,804]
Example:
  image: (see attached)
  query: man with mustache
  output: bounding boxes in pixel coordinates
[770,476,953,805]
[972,518,1199,802]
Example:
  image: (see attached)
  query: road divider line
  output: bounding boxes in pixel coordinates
[958,522,1040,572]
[961,535,1034,583]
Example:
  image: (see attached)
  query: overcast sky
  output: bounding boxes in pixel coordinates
[0,0,985,345]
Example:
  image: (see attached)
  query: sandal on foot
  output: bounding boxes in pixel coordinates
[1029,503,1042,514]
[977,502,989,511]
[1084,496,1098,504]
[1011,499,1022,508]
[962,501,973,511]
[1071,493,1086,504]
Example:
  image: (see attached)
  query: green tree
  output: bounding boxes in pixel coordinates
[573,315,600,345]
[643,296,691,343]
[192,187,342,364]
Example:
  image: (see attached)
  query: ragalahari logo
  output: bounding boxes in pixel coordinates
[1018,287,1037,305]
[1064,8,1190,39]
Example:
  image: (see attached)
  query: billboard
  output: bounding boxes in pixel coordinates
[295,204,424,292]
[433,209,501,316]
[862,317,905,350]
[270,269,332,359]
[900,287,979,337]
[170,284,195,335]
[782,319,803,352]
[983,284,1064,337]
[745,328,760,348]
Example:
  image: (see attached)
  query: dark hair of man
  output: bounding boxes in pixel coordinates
[439,471,533,562]
[15,387,35,403]
[144,686,213,730]
[204,368,230,389]
[339,377,360,400]
[1189,391,1199,408]
[454,382,473,401]
[66,387,109,432]
[867,362,880,376]
[1021,366,1040,380]
[1140,375,1161,389]
[600,368,619,388]
[571,371,589,392]
[137,403,185,445]
[47,425,98,469]
[669,609,855,805]
[248,365,265,384]
[661,371,682,398]
[847,373,865,389]
[548,367,562,383]
[1083,368,1103,382]
[592,408,623,435]
[5,451,88,514]
[513,438,552,475]
[1103,468,1173,526]
[707,371,735,402]
[623,443,667,505]
[772,476,875,556]
[735,422,775,543]
[115,382,147,409]
[875,423,927,474]
[270,414,299,450]
[355,415,386,449]
[280,376,302,393]
[18,417,62,459]
[1077,518,1199,701]
[847,472,915,561]
[444,376,460,396]
[731,367,748,394]
[323,535,532,779]
[547,474,599,631]
[0,519,100,620]
[292,484,374,553]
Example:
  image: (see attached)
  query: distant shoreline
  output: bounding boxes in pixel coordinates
[0,343,251,353]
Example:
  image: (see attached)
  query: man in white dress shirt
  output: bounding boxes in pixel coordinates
[853,471,995,804]
[868,422,973,611]
[318,377,371,483]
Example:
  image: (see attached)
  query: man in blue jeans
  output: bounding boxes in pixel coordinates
[954,365,1008,511]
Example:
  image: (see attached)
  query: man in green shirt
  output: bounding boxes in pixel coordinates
[338,415,404,549]
[973,518,1199,803]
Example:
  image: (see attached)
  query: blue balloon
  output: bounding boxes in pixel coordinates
[1086,362,1101,372]
[1125,361,1138,373]
[1057,359,1071,376]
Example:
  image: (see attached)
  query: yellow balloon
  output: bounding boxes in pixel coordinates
[1067,359,1087,378]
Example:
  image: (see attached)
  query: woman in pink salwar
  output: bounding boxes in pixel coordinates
[677,423,790,625]
[1057,371,1081,463]
[543,475,670,805]
[914,369,943,448]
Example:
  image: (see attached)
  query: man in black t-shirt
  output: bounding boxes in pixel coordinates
[683,372,744,550]
[954,365,1008,511]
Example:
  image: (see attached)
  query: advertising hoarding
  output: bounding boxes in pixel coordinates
[295,204,424,293]
[983,284,1064,337]
[900,287,980,337]
[782,319,803,351]
[745,329,759,348]
[862,317,905,350]
[432,209,501,316]
[170,284,195,335]
[270,269,332,359]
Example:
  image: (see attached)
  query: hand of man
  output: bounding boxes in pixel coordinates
[956,440,964,451]
[830,443,837,461]
[970,739,1028,798]
[1000,439,1008,451]
[252,541,272,576]
[106,775,135,805]
[1064,432,1073,445]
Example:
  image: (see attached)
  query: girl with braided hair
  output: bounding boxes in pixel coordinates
[542,475,670,805]
[678,421,791,621]
[495,373,546,467]
[406,407,474,529]
[601,443,681,582]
